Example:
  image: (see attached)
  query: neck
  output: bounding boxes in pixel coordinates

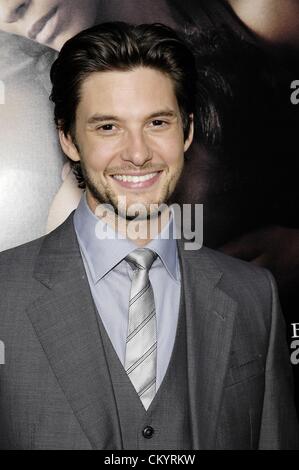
[86,192,171,246]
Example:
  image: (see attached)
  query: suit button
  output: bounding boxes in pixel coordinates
[142,426,154,439]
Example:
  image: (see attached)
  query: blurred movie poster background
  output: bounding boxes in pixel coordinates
[1,0,299,412]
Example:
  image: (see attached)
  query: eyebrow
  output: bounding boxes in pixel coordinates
[86,110,177,125]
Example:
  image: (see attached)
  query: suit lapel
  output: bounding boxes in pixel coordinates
[177,239,238,449]
[26,213,123,450]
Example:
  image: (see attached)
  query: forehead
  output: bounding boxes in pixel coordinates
[77,67,179,119]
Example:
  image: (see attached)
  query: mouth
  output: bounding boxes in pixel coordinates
[109,171,163,189]
[28,6,59,42]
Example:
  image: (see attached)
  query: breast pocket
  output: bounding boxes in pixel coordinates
[225,350,265,388]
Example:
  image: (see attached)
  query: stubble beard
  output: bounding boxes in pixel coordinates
[80,158,183,222]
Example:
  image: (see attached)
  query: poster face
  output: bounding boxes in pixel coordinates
[0,0,299,449]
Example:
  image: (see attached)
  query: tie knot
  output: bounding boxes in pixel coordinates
[125,248,157,271]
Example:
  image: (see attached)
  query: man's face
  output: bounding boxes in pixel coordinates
[60,66,193,220]
[0,0,97,50]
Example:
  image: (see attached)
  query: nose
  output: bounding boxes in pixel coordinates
[123,130,152,166]
[0,0,30,23]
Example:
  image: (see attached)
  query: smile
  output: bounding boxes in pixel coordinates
[113,172,159,182]
[110,171,163,188]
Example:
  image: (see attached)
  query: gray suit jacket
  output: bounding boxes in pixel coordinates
[0,213,298,449]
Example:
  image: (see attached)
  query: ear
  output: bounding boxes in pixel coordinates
[184,114,194,153]
[59,129,81,162]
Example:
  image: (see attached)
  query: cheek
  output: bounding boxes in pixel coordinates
[156,136,185,166]
[81,139,117,172]
[150,124,185,160]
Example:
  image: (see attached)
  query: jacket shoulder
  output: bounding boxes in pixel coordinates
[189,245,274,309]
[0,236,46,282]
[202,246,270,281]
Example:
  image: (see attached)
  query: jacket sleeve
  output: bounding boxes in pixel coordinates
[258,270,299,449]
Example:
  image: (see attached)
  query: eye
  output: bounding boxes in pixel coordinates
[150,119,168,128]
[96,123,117,133]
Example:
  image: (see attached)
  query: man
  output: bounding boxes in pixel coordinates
[0,22,298,450]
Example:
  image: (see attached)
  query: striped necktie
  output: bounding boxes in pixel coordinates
[124,248,158,410]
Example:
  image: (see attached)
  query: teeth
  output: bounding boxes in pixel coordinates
[113,172,158,183]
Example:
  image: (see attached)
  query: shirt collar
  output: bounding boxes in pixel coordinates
[74,193,180,283]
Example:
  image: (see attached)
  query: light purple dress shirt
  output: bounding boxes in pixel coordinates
[74,193,181,391]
